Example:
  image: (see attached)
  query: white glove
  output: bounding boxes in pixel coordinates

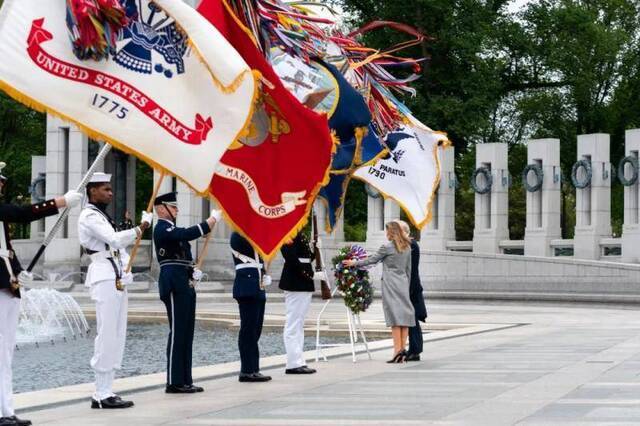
[262,275,272,287]
[192,268,203,281]
[18,270,33,286]
[313,271,327,282]
[140,211,153,226]
[209,209,222,222]
[63,190,83,208]
[121,272,134,285]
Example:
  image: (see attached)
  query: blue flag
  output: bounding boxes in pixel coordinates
[314,59,386,231]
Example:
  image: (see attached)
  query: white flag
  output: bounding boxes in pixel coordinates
[353,116,451,228]
[0,0,257,194]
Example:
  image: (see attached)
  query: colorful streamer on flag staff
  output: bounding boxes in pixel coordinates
[224,0,450,232]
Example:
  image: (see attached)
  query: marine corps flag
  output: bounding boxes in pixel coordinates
[198,0,334,259]
[353,116,451,228]
[0,0,257,194]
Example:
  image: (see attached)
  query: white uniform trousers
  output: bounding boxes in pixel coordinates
[90,280,128,400]
[0,290,20,417]
[283,291,313,369]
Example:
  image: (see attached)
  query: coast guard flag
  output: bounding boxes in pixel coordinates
[353,116,451,228]
[198,0,334,259]
[0,0,256,194]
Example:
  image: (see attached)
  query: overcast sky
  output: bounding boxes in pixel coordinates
[508,0,532,13]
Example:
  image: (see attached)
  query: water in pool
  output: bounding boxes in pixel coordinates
[13,322,350,393]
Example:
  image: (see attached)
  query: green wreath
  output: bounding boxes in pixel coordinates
[471,167,492,194]
[571,160,592,189]
[522,164,544,192]
[618,156,638,186]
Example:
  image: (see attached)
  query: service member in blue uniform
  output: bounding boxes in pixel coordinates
[0,162,82,426]
[230,232,272,382]
[398,221,427,361]
[153,192,221,394]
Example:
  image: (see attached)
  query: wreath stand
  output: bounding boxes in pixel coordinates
[313,253,371,363]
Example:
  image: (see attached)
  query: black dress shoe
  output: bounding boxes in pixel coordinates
[91,395,135,409]
[165,384,198,394]
[285,366,317,374]
[405,353,421,361]
[0,417,16,426]
[239,372,272,382]
[5,417,31,426]
[186,384,204,393]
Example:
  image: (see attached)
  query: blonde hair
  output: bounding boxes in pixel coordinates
[396,220,411,238]
[385,221,411,252]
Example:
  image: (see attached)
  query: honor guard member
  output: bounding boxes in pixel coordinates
[0,162,82,426]
[153,192,221,394]
[398,221,427,361]
[279,233,327,374]
[78,172,152,409]
[230,232,272,382]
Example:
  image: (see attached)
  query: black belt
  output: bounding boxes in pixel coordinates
[159,259,193,267]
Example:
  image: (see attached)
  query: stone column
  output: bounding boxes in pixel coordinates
[421,147,456,250]
[621,129,640,262]
[472,143,509,253]
[126,156,136,216]
[174,181,203,258]
[43,117,87,274]
[175,181,200,227]
[29,156,46,240]
[366,195,385,245]
[153,170,173,200]
[314,200,344,243]
[524,139,561,256]
[573,134,611,260]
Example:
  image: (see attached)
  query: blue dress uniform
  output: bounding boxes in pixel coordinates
[230,232,270,381]
[407,239,427,359]
[153,193,211,391]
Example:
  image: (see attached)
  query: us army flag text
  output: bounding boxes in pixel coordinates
[0,0,256,193]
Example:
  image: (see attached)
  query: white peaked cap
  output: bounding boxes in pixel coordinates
[89,172,112,183]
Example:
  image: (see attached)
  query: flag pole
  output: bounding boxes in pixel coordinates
[195,231,213,270]
[26,143,113,272]
[194,200,218,278]
[125,171,166,273]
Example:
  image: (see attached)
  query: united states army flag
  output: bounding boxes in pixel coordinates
[0,0,257,193]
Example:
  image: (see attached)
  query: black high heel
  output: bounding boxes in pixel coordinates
[398,350,408,363]
[386,351,404,363]
[387,351,407,364]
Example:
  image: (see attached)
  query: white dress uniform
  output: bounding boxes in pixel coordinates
[278,234,317,374]
[78,194,138,401]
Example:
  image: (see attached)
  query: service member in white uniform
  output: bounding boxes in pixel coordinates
[278,233,326,374]
[0,161,82,426]
[77,173,152,409]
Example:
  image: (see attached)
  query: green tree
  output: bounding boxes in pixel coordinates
[339,0,640,239]
[508,0,640,235]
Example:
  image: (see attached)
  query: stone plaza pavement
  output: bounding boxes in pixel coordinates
[17,298,640,425]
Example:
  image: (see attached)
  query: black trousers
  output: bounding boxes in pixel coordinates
[408,315,423,355]
[237,297,265,374]
[162,287,196,386]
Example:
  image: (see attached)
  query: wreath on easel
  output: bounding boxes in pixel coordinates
[331,245,375,314]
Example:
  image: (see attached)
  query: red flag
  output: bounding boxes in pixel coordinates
[198,0,334,259]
